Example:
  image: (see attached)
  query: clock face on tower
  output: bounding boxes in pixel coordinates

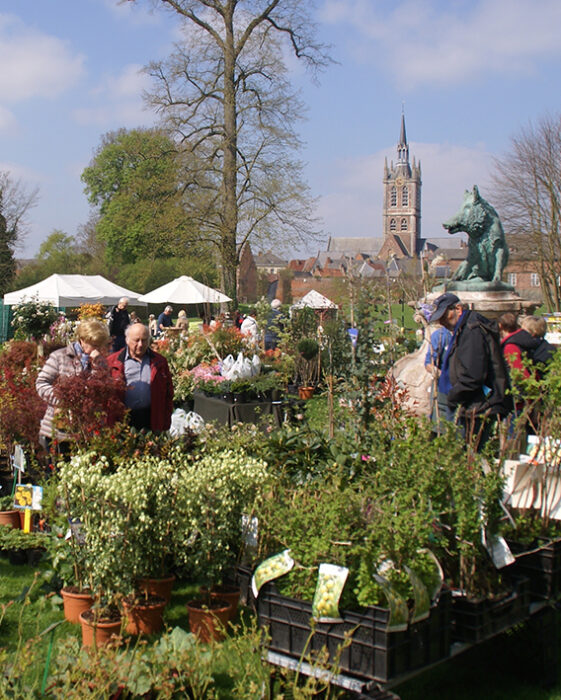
[396,176,404,187]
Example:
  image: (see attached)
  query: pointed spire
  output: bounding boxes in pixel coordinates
[399,106,407,146]
[396,108,410,171]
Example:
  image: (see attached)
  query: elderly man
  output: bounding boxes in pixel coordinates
[108,297,130,352]
[157,305,174,336]
[430,292,513,447]
[107,324,174,432]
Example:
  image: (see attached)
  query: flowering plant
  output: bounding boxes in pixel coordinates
[49,314,74,346]
[74,302,106,321]
[173,447,269,586]
[11,296,59,341]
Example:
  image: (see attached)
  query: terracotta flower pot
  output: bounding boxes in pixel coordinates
[79,610,122,648]
[60,587,94,624]
[199,584,240,621]
[0,510,21,529]
[298,386,314,400]
[187,598,232,643]
[122,595,166,636]
[137,574,176,604]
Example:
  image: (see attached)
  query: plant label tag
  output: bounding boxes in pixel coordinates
[68,519,86,545]
[405,565,430,624]
[373,573,409,632]
[12,445,26,472]
[482,531,514,568]
[312,563,348,622]
[251,549,294,598]
[13,484,42,510]
[241,514,258,549]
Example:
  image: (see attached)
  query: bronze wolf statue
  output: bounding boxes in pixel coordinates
[443,185,508,284]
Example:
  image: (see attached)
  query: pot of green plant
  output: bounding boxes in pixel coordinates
[137,574,176,604]
[0,495,19,529]
[296,337,319,397]
[60,587,95,624]
[122,593,166,636]
[199,583,241,621]
[79,608,122,648]
[297,386,314,400]
[186,598,233,642]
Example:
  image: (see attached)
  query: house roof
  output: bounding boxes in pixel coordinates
[254,250,288,267]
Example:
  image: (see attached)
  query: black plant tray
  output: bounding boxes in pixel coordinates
[505,538,561,601]
[451,576,530,644]
[256,583,451,683]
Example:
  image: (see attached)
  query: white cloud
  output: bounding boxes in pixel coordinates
[319,0,561,88]
[100,0,162,26]
[72,64,155,127]
[313,141,493,243]
[0,14,84,102]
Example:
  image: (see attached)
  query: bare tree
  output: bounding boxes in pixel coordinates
[0,172,39,295]
[130,0,329,304]
[490,114,561,311]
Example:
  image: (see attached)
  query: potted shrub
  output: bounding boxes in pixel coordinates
[0,493,19,529]
[295,338,319,399]
[173,447,269,640]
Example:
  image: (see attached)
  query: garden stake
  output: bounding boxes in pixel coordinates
[39,621,63,695]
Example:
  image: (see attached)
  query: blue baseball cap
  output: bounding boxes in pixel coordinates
[430,293,460,323]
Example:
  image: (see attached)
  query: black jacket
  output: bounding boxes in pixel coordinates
[502,328,556,368]
[448,311,514,417]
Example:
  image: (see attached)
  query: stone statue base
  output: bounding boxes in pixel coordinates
[432,280,514,293]
[426,288,539,319]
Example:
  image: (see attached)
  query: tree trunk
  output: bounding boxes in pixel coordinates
[221,7,239,308]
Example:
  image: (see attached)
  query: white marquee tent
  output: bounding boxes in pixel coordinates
[3,274,146,307]
[290,289,338,311]
[138,275,231,305]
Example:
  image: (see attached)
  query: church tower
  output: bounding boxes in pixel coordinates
[382,112,422,257]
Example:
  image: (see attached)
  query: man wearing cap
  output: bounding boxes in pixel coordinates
[430,292,513,446]
[157,305,174,336]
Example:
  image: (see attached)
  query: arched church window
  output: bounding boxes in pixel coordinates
[402,186,408,206]
[401,218,408,231]
[390,186,397,207]
[390,218,397,231]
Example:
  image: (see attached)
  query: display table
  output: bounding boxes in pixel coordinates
[193,392,284,428]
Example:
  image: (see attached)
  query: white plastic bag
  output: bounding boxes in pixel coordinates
[251,354,262,376]
[170,408,205,436]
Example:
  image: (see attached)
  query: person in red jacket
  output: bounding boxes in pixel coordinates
[107,323,174,433]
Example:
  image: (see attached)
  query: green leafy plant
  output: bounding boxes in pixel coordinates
[11,296,59,341]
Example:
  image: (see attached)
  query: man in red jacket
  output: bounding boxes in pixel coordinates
[107,324,174,432]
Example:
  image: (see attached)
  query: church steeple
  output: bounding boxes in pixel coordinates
[382,110,422,257]
[396,110,410,173]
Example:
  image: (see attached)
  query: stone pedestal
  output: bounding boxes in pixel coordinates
[426,289,539,319]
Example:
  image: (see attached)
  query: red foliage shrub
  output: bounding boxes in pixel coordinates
[53,365,127,447]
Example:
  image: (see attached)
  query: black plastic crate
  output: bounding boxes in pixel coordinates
[451,576,530,644]
[506,538,561,601]
[231,564,254,608]
[257,584,451,682]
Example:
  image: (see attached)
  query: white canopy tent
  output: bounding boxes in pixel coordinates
[138,275,231,305]
[3,274,146,307]
[290,289,338,311]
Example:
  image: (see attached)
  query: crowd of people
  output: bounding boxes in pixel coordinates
[424,292,556,449]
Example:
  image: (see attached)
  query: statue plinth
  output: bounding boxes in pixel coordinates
[426,288,539,319]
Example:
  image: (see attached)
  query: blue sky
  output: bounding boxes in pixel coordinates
[2,0,561,260]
